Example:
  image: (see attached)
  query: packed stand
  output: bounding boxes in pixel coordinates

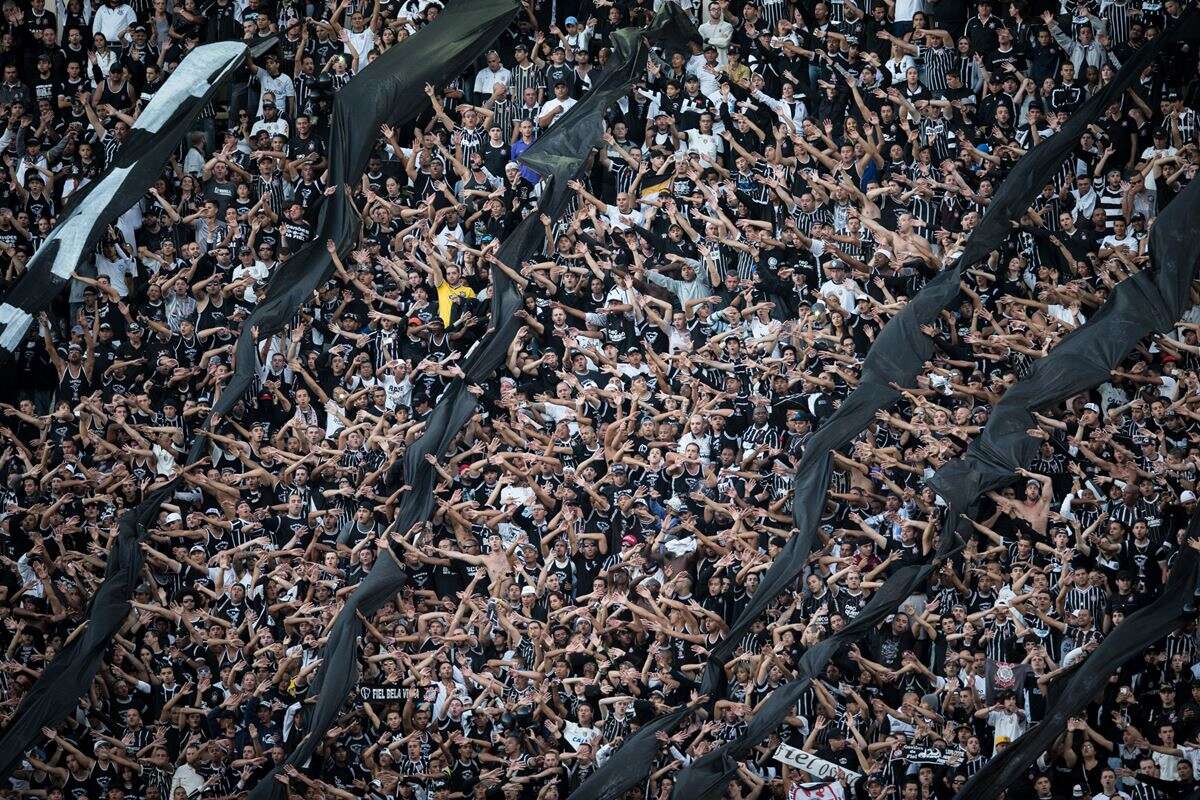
[1,0,1200,798]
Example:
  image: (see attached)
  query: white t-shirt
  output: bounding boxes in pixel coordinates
[93,3,137,41]
[788,783,845,800]
[1101,232,1139,252]
[474,66,512,96]
[539,97,577,126]
[346,27,375,60]
[894,0,925,20]
[96,253,136,297]
[684,129,722,160]
[818,277,864,312]
[603,204,645,230]
[563,720,600,750]
[988,709,1027,753]
[884,55,917,84]
[1047,304,1086,327]
[256,68,295,114]
[250,117,289,138]
[540,401,577,434]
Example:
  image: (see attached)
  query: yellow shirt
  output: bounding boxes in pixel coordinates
[436,281,476,325]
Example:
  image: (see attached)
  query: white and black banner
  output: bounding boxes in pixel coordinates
[0,42,247,353]
[774,744,861,783]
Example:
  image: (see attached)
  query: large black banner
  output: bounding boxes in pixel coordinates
[700,13,1196,694]
[955,540,1200,800]
[671,563,939,800]
[571,17,1200,800]
[943,181,1200,800]
[930,175,1200,513]
[186,0,519,464]
[241,8,699,797]
[0,42,249,352]
[0,41,254,776]
[0,3,518,778]
[0,482,176,778]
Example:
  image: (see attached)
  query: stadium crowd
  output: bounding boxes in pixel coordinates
[1,0,1200,798]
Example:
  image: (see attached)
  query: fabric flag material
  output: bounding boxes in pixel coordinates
[242,8,698,796]
[0,2,518,778]
[186,0,519,464]
[929,178,1200,514]
[248,9,699,800]
[670,563,937,800]
[774,744,862,783]
[955,539,1200,800]
[984,660,1033,704]
[638,18,1200,800]
[701,12,1197,697]
[942,183,1200,800]
[0,42,248,352]
[0,482,177,778]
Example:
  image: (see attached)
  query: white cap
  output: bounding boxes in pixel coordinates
[1182,491,1197,503]
[521,585,537,596]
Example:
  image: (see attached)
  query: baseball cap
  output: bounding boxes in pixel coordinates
[1182,490,1197,503]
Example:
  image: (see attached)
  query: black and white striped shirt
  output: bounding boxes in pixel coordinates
[908,195,939,231]
[792,205,833,236]
[1100,0,1134,45]
[918,45,956,93]
[1063,584,1107,620]
[1097,184,1125,230]
[254,173,288,216]
[1177,108,1198,146]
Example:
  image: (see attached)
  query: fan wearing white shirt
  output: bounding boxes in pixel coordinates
[698,1,733,59]
[817,261,864,313]
[974,693,1027,755]
[95,239,137,297]
[1100,218,1142,255]
[537,81,577,128]
[92,0,137,44]
[473,51,512,98]
[329,4,378,65]
[570,179,645,231]
[680,112,724,161]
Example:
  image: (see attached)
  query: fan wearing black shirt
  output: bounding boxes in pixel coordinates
[264,495,311,548]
